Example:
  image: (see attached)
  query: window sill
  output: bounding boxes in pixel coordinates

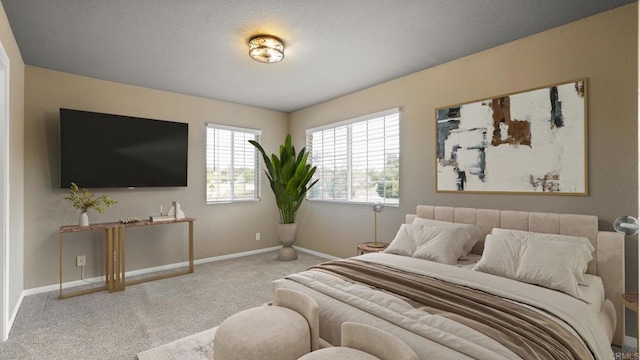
[307,199,399,207]
[207,198,261,205]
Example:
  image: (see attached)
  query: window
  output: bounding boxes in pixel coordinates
[206,124,261,203]
[306,108,400,205]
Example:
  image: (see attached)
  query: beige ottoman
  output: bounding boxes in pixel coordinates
[214,289,319,360]
[298,322,418,360]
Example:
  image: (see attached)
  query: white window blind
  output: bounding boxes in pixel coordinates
[206,124,261,203]
[306,109,400,205]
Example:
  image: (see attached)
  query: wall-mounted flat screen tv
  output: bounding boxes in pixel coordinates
[60,108,189,188]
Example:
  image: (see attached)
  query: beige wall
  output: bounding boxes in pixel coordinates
[290,3,638,293]
[0,1,24,327]
[24,66,288,288]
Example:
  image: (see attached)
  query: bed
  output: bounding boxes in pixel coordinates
[273,205,625,360]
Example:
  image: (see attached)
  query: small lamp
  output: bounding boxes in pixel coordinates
[613,216,639,236]
[613,215,638,352]
[248,35,284,63]
[367,203,386,248]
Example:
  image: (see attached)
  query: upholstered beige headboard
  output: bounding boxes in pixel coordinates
[407,205,625,346]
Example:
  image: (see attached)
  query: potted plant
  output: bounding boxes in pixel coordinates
[64,182,117,226]
[249,134,318,261]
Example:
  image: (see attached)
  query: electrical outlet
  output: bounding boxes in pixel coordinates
[76,255,86,267]
[255,232,261,241]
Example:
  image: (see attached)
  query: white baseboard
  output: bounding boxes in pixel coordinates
[194,246,281,266]
[23,246,336,296]
[23,246,283,296]
[5,291,23,340]
[294,246,341,260]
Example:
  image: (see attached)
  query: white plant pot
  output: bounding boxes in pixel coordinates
[79,212,89,227]
[277,223,297,261]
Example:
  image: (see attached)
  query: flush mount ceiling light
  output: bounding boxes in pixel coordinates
[248,35,284,63]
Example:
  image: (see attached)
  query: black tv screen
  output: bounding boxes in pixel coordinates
[60,108,188,188]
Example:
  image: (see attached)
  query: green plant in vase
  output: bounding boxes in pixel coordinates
[249,134,318,261]
[64,182,117,226]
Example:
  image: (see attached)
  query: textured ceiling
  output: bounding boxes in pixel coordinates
[1,0,635,112]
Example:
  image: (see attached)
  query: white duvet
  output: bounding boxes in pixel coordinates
[275,253,613,360]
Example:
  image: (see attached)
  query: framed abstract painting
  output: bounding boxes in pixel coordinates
[436,79,587,195]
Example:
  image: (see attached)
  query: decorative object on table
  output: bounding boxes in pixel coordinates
[436,78,587,195]
[119,217,141,224]
[249,134,318,261]
[367,202,386,248]
[613,216,639,236]
[150,214,175,222]
[177,205,185,219]
[63,182,117,226]
[167,201,186,220]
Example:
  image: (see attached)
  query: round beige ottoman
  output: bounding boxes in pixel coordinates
[213,305,311,360]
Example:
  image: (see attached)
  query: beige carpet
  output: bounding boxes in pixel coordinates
[0,251,326,360]
[137,327,217,360]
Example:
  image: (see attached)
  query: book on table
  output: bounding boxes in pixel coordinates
[149,215,176,222]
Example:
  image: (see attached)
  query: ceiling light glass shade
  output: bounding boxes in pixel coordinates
[248,35,284,63]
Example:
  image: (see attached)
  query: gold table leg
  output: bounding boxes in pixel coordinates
[115,226,125,291]
[104,228,109,286]
[107,226,126,292]
[189,221,194,273]
[120,226,126,290]
[59,229,110,299]
[107,227,114,292]
[59,233,63,298]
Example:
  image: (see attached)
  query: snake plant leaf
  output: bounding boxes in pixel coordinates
[248,140,276,180]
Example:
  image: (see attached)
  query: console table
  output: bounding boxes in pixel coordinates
[59,217,194,299]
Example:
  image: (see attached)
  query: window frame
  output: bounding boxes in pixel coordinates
[205,123,262,204]
[305,108,400,206]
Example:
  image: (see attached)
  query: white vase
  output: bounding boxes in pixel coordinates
[79,212,89,227]
[277,223,297,261]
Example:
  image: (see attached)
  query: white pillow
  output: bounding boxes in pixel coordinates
[384,224,421,257]
[471,235,520,279]
[489,228,593,283]
[384,224,470,265]
[412,218,482,256]
[490,228,595,253]
[413,227,470,265]
[474,234,591,300]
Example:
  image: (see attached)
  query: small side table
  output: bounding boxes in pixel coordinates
[356,242,389,255]
[621,292,638,351]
